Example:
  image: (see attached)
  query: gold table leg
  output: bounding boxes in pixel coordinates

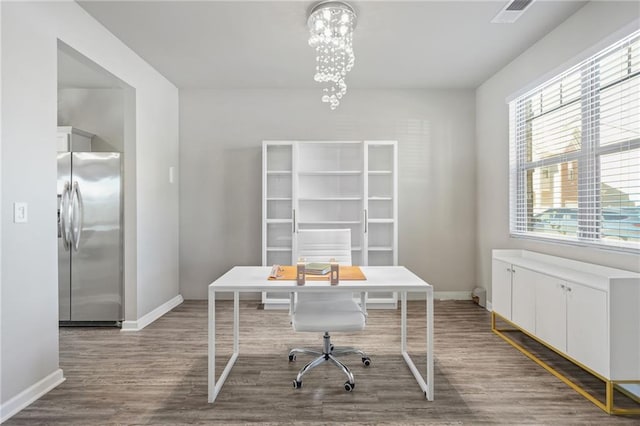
[491,312,640,416]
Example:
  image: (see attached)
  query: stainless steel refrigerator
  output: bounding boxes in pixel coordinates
[57,152,123,324]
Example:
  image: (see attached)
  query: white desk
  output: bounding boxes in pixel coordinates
[208,266,434,403]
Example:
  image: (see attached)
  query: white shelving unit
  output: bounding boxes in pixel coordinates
[262,142,294,273]
[363,141,398,303]
[262,140,398,308]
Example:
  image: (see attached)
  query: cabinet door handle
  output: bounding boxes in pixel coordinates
[560,284,565,290]
[566,286,572,292]
[292,209,296,233]
[364,209,368,233]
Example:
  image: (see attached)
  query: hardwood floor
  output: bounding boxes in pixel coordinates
[6,300,639,425]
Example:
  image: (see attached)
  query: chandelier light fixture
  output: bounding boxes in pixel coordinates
[307,1,357,110]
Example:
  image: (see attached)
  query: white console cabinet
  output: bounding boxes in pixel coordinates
[262,141,398,309]
[491,249,640,415]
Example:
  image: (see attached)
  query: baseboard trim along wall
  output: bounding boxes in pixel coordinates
[121,294,184,332]
[433,291,472,300]
[404,291,473,301]
[486,301,493,312]
[0,369,65,423]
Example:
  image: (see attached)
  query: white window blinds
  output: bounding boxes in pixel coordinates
[509,30,640,251]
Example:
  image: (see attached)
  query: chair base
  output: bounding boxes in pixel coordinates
[289,331,371,391]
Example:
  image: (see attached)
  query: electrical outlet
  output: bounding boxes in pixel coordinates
[14,202,28,223]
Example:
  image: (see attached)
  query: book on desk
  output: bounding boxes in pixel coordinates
[305,262,331,275]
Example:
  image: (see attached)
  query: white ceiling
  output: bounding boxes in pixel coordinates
[78,0,588,89]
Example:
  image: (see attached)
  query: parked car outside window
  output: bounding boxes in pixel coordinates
[531,208,578,236]
[531,208,640,241]
[601,210,640,241]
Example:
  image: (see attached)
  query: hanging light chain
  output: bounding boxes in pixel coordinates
[308,1,356,110]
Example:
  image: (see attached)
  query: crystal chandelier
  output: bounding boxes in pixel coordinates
[307,1,357,110]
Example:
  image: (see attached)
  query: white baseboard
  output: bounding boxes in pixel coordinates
[121,294,183,332]
[404,291,473,301]
[434,291,472,300]
[486,300,493,312]
[1,369,64,423]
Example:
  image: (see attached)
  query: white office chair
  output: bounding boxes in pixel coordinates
[289,229,370,392]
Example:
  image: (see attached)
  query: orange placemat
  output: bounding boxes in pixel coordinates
[268,265,366,281]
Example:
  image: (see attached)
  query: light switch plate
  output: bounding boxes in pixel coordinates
[14,202,28,223]
[169,166,175,183]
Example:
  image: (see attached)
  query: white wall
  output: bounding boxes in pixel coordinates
[179,88,476,299]
[476,1,640,303]
[1,1,179,416]
[58,88,125,152]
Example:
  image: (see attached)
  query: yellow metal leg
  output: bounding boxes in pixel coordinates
[606,381,614,414]
[491,312,640,416]
[609,381,640,415]
[491,312,517,333]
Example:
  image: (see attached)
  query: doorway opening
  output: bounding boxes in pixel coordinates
[57,41,135,326]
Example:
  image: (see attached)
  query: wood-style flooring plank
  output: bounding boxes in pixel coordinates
[5,300,638,425]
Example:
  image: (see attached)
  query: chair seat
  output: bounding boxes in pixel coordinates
[292,299,366,332]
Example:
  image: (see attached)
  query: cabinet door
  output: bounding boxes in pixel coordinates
[567,283,608,377]
[492,259,512,320]
[263,142,294,306]
[535,276,567,352]
[364,141,397,267]
[363,141,397,306]
[511,267,537,334]
[57,133,70,151]
[263,142,294,266]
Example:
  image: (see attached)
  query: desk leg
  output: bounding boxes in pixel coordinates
[427,287,434,400]
[208,288,216,402]
[401,291,407,352]
[400,290,434,401]
[208,290,240,403]
[233,291,239,353]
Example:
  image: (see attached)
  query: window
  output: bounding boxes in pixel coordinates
[510,31,640,251]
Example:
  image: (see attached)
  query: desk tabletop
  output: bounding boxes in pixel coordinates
[209,266,432,293]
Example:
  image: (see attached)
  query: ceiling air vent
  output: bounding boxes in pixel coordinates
[506,0,533,11]
[491,0,535,24]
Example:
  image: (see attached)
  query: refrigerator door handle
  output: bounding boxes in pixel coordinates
[60,181,71,251]
[71,181,84,252]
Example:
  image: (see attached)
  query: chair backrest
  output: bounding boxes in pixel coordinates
[295,229,352,303]
[295,229,352,266]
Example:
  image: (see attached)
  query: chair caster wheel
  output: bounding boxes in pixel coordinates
[362,357,371,367]
[344,381,355,392]
[288,353,296,362]
[293,380,302,389]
